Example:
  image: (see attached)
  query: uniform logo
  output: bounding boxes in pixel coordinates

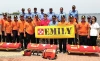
[38,28,44,35]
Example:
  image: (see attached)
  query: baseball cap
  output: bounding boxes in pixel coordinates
[81,15,86,19]
[14,15,18,18]
[52,15,56,18]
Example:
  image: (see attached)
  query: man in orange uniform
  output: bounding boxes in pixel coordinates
[0,13,7,42]
[24,16,35,49]
[4,15,12,42]
[77,15,90,45]
[12,15,19,43]
[18,14,26,50]
[58,15,68,53]
[68,15,78,45]
[32,15,41,43]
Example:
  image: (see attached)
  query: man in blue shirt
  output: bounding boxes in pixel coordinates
[47,8,55,21]
[69,5,78,23]
[33,7,39,18]
[49,15,58,45]
[57,7,67,22]
[20,8,26,18]
[26,8,33,19]
[39,8,44,20]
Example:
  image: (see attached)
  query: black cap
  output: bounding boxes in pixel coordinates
[20,14,24,17]
[52,15,56,18]
[14,15,18,18]
[8,15,11,18]
[44,14,48,17]
[3,13,7,16]
[87,16,91,19]
[61,15,65,18]
[69,15,74,19]
[81,15,85,19]
[28,16,31,19]
[35,14,38,17]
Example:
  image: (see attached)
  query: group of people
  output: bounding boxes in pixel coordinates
[0,5,99,53]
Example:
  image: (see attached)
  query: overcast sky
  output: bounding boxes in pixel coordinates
[0,0,100,13]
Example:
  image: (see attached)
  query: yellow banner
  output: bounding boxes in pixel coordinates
[35,25,75,38]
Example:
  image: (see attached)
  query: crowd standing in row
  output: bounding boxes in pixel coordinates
[0,5,99,53]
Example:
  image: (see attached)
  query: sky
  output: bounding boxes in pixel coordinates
[0,0,100,13]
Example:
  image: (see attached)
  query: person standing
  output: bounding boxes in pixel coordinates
[68,15,77,45]
[4,15,12,43]
[26,8,33,19]
[69,5,78,23]
[41,14,50,26]
[33,7,39,18]
[47,8,55,21]
[49,15,58,45]
[40,14,50,43]
[39,8,44,20]
[87,16,91,24]
[32,15,41,43]
[12,15,19,43]
[0,13,7,42]
[90,16,100,46]
[24,16,35,49]
[20,8,26,18]
[58,15,68,53]
[18,14,26,50]
[77,15,90,45]
[57,7,67,22]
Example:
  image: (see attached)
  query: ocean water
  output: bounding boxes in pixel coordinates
[0,14,100,24]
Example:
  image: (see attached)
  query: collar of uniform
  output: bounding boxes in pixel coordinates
[41,12,44,14]
[28,12,32,14]
[49,12,52,14]
[60,12,63,14]
[34,12,37,14]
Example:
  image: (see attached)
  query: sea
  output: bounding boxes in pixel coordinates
[0,14,100,24]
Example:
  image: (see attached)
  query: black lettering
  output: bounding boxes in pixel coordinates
[50,28,53,35]
[67,27,72,34]
[62,28,64,34]
[54,28,56,35]
[45,28,49,35]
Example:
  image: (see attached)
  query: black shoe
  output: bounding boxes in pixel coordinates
[63,51,66,53]
[59,51,62,53]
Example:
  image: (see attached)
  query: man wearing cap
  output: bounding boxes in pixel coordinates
[57,7,67,22]
[4,15,12,42]
[47,8,56,21]
[32,15,41,43]
[39,8,45,20]
[20,8,26,18]
[41,14,50,26]
[18,14,26,50]
[58,15,68,53]
[24,16,35,49]
[0,13,7,42]
[68,15,78,45]
[49,15,58,45]
[77,15,90,45]
[26,8,33,19]
[87,16,91,24]
[12,15,19,43]
[69,5,78,23]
